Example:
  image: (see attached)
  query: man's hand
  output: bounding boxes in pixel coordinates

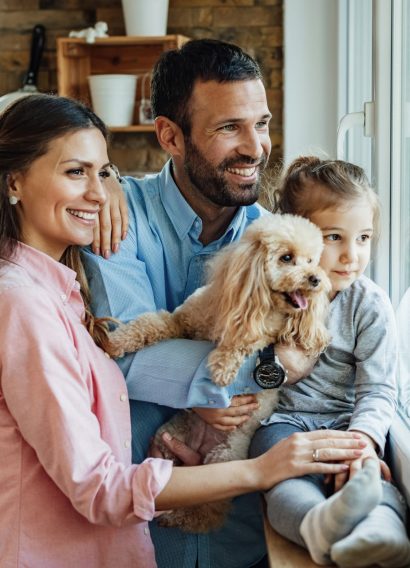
[193,394,259,431]
[92,165,129,258]
[275,344,317,383]
[150,432,202,466]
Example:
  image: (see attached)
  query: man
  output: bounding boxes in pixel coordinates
[84,39,291,568]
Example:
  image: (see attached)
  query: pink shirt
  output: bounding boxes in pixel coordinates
[0,244,173,568]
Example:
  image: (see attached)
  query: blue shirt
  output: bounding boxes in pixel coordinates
[83,161,267,568]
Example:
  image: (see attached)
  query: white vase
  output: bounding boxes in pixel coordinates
[121,0,169,36]
[88,74,138,127]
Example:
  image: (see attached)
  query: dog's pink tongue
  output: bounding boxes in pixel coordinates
[289,291,308,309]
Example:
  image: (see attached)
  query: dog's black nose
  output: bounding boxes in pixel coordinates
[309,275,321,287]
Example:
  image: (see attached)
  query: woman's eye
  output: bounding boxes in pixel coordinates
[325,234,340,241]
[99,170,111,179]
[67,168,84,176]
[280,254,293,263]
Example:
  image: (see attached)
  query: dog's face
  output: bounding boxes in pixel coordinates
[245,213,331,313]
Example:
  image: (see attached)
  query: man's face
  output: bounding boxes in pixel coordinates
[182,79,272,207]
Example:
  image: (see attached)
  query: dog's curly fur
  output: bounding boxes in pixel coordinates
[108,213,331,532]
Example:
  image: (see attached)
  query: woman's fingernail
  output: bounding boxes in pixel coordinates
[354,450,363,455]
[112,243,119,254]
[122,231,127,240]
[162,432,172,442]
[103,249,110,259]
[94,247,100,256]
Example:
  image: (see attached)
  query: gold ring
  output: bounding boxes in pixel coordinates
[312,449,320,462]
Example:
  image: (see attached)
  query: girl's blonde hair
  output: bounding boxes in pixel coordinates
[271,156,380,236]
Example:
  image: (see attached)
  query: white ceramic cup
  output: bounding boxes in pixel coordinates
[88,74,137,127]
[121,0,169,36]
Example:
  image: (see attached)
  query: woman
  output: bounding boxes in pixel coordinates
[0,94,366,567]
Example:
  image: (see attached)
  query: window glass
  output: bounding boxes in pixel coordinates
[396,0,410,425]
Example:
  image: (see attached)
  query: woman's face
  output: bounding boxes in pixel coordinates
[11,128,110,260]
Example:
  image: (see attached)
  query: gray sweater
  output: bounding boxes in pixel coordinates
[276,275,397,453]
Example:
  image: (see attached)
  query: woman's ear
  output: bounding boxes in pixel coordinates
[7,173,23,198]
[154,116,185,158]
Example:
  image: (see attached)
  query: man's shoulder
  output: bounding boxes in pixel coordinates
[122,172,161,203]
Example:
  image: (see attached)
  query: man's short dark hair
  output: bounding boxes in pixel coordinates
[151,39,263,134]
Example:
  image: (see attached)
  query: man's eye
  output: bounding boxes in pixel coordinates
[256,121,269,129]
[220,124,236,132]
[280,254,293,263]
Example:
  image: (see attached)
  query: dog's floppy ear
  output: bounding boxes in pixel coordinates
[206,227,273,345]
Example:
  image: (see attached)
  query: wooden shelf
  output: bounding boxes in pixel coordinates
[56,35,189,132]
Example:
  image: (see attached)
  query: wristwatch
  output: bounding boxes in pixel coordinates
[253,344,288,389]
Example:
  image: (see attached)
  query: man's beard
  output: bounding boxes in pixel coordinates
[183,138,268,207]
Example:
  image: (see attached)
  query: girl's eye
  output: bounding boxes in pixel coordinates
[280,253,293,263]
[359,234,371,242]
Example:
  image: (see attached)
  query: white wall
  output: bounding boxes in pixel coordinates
[284,0,339,163]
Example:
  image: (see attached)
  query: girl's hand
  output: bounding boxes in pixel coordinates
[92,166,129,258]
[193,395,259,431]
[255,429,367,490]
[333,431,392,491]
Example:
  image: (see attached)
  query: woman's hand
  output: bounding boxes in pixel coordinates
[92,165,129,258]
[255,429,368,491]
[155,429,368,510]
[193,395,259,431]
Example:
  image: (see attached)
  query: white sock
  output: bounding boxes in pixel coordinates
[300,460,382,565]
[331,504,410,567]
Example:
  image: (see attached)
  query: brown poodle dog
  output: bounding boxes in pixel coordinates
[108,213,331,532]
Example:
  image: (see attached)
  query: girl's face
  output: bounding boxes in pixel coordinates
[10,128,110,260]
[309,198,374,298]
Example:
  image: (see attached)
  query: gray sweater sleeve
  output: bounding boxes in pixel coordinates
[347,279,397,453]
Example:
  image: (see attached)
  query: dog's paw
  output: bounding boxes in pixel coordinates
[106,328,127,358]
[208,349,240,386]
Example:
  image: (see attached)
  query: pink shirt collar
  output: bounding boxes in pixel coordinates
[13,242,80,303]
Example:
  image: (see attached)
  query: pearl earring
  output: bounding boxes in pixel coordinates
[9,195,20,205]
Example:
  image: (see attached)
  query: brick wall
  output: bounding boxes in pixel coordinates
[0,0,283,173]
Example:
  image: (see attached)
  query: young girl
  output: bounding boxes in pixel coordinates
[250,157,410,567]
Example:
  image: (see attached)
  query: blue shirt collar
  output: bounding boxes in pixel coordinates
[159,160,247,246]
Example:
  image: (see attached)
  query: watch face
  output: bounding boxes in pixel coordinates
[253,361,286,389]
